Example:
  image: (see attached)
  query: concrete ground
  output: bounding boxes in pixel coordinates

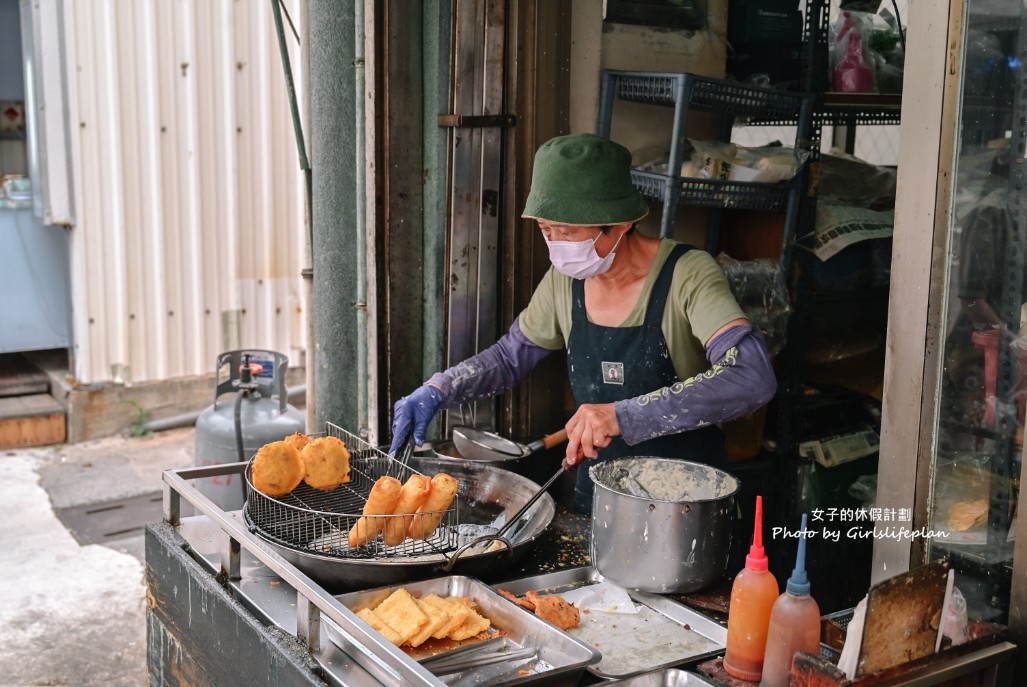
[0,427,195,687]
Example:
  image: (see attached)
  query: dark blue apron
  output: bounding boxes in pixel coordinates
[567,243,728,514]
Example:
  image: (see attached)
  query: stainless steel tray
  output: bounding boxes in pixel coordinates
[332,575,601,687]
[601,668,719,686]
[494,567,726,680]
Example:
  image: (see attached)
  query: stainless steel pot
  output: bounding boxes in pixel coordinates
[253,457,555,592]
[589,457,739,594]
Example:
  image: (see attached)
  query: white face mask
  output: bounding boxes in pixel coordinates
[545,231,623,280]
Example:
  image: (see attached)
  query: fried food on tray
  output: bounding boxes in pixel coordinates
[348,476,403,548]
[356,607,403,645]
[948,499,989,531]
[407,473,459,540]
[498,588,536,611]
[409,598,449,647]
[382,475,433,546]
[525,590,581,630]
[374,588,429,645]
[251,440,305,497]
[447,606,491,641]
[356,590,492,647]
[283,432,311,453]
[301,436,351,490]
[423,594,468,639]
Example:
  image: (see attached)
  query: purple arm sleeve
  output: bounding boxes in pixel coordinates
[614,324,777,446]
[426,316,553,407]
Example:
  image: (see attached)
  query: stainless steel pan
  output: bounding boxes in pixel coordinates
[252,456,555,592]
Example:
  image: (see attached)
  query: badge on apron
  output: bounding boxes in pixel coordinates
[601,361,625,385]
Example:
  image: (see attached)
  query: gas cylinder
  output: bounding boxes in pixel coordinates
[194,350,305,510]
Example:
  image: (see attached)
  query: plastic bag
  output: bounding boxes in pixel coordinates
[847,474,878,508]
[818,150,898,210]
[872,9,905,93]
[837,595,868,679]
[943,587,970,646]
[835,31,875,92]
[684,139,810,184]
[716,253,792,356]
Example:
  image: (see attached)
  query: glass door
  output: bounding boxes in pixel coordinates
[927,0,1024,624]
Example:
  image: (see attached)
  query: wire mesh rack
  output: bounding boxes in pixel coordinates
[611,71,812,121]
[630,169,794,212]
[244,424,460,560]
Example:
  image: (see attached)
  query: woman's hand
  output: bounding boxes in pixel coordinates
[564,403,620,467]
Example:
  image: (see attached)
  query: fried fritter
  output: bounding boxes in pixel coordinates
[949,499,988,531]
[498,588,536,611]
[301,436,351,491]
[251,440,305,497]
[407,473,459,540]
[348,476,403,547]
[282,432,311,453]
[382,475,432,546]
[526,590,580,630]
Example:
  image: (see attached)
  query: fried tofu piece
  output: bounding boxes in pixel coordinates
[408,598,449,647]
[422,593,467,639]
[447,607,491,641]
[356,607,403,645]
[373,589,428,645]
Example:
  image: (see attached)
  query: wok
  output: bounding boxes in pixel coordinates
[248,457,555,593]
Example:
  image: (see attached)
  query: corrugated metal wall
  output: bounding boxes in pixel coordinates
[67,0,306,385]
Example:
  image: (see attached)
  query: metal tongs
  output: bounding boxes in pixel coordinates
[442,465,566,571]
[419,635,537,675]
[392,433,415,467]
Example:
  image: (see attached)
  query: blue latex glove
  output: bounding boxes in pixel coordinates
[389,384,446,454]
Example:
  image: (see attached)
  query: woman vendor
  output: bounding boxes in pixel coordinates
[390,133,777,513]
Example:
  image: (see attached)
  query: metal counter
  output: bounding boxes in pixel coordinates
[148,461,605,687]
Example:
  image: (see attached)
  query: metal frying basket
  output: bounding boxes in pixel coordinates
[244,424,460,560]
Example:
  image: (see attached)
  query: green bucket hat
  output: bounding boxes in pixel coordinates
[521,133,649,226]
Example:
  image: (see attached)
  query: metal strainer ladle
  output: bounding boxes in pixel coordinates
[451,426,568,462]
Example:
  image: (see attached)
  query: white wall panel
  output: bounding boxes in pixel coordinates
[67,0,306,385]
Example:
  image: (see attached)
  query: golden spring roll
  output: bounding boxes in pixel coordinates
[382,475,432,546]
[348,476,403,547]
[406,473,459,540]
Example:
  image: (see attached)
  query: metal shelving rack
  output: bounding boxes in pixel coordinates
[596,71,815,277]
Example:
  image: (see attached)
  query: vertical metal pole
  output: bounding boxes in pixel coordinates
[296,595,321,653]
[301,0,317,431]
[219,532,241,580]
[354,0,368,438]
[423,1,453,443]
[310,0,360,430]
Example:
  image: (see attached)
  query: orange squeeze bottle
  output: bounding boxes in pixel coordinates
[760,513,822,687]
[723,495,780,682]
